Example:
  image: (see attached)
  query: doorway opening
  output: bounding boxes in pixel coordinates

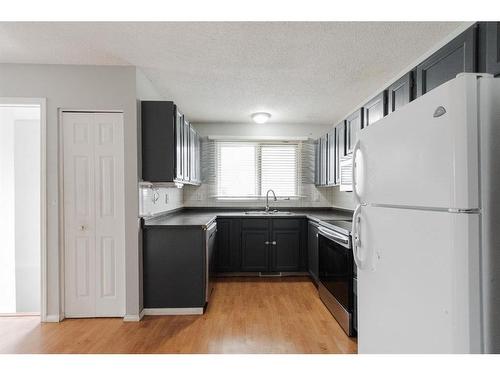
[0,99,46,320]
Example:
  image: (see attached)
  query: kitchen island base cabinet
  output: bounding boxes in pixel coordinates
[143,226,207,310]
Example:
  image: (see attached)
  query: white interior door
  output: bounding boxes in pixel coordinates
[63,112,125,318]
[356,205,481,353]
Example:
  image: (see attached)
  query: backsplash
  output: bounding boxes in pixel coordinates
[183,182,336,208]
[139,185,183,217]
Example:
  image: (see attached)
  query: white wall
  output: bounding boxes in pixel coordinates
[0,107,17,313]
[0,63,139,318]
[139,186,183,216]
[194,122,332,139]
[0,106,41,313]
[15,117,41,313]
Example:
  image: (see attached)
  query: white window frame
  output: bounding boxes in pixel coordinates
[215,141,301,200]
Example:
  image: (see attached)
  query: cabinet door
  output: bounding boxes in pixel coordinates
[387,73,413,114]
[141,101,176,183]
[486,22,500,76]
[215,219,233,272]
[175,109,184,180]
[189,125,196,182]
[183,119,190,182]
[335,121,345,183]
[345,109,363,155]
[327,129,336,185]
[308,221,319,282]
[195,132,201,183]
[272,230,301,272]
[319,135,327,185]
[362,91,387,127]
[416,26,476,97]
[241,230,269,271]
[314,139,320,185]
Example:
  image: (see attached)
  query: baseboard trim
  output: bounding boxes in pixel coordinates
[44,314,61,323]
[123,309,145,322]
[143,307,204,316]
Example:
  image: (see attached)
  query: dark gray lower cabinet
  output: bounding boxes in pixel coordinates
[216,217,307,273]
[241,230,269,271]
[143,226,206,308]
[307,221,319,282]
[215,219,239,272]
[272,230,300,271]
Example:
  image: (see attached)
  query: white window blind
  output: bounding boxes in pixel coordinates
[216,141,299,198]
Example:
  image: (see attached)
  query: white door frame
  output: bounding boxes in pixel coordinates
[58,109,125,320]
[0,97,48,322]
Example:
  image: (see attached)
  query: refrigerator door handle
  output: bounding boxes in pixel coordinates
[352,204,366,270]
[352,140,361,206]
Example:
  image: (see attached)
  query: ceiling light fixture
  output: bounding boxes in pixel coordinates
[251,112,271,124]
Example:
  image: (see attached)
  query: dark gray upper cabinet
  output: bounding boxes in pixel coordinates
[486,22,500,76]
[387,72,413,114]
[319,134,327,186]
[416,26,477,97]
[345,109,363,155]
[326,129,336,186]
[335,121,345,184]
[314,139,320,186]
[141,101,200,185]
[141,101,176,183]
[182,118,190,182]
[362,91,387,127]
[175,109,184,181]
[189,125,201,184]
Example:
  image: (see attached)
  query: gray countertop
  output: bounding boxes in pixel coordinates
[143,208,354,228]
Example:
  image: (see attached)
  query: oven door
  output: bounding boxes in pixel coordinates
[318,227,354,312]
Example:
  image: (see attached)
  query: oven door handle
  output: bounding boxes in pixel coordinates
[318,227,350,248]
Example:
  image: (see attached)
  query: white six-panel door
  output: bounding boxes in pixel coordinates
[63,112,125,318]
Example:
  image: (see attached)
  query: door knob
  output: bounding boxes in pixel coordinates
[80,225,86,231]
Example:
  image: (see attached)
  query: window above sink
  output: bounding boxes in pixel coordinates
[216,141,300,199]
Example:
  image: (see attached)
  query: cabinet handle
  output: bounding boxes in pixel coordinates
[265,241,270,245]
[271,241,277,245]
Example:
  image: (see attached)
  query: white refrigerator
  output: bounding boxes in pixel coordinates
[352,73,500,354]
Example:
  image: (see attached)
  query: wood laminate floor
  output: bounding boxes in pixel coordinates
[0,277,357,354]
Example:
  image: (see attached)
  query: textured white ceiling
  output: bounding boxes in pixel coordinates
[0,22,465,124]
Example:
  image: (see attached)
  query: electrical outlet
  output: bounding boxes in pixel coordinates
[196,192,202,201]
